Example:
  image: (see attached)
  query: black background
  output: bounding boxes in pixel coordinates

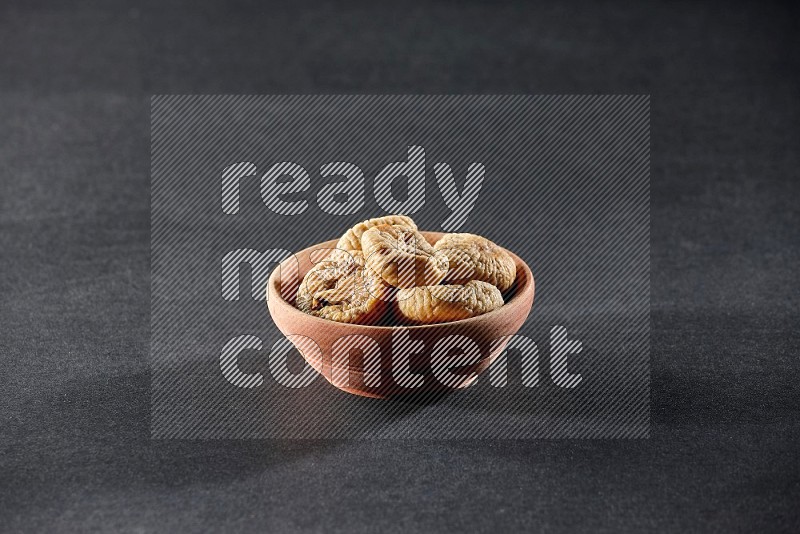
[1,0,799,532]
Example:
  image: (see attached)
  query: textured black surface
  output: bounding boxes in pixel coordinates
[1,0,799,532]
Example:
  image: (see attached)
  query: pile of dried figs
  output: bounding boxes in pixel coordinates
[296,215,516,325]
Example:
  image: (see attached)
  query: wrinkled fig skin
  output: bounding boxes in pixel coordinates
[296,216,516,326]
[434,233,516,293]
[394,280,505,324]
[361,224,449,289]
[335,215,417,253]
[296,251,388,325]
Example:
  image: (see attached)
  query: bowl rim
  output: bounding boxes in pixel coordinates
[267,231,535,331]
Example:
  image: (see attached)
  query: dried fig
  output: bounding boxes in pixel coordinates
[335,215,417,253]
[361,224,449,288]
[296,251,388,324]
[394,280,504,324]
[433,233,516,293]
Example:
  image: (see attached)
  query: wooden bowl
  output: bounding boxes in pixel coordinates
[267,232,535,398]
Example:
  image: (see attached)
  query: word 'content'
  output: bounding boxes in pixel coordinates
[220,327,583,390]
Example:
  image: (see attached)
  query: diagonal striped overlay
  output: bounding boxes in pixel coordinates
[151,95,650,439]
